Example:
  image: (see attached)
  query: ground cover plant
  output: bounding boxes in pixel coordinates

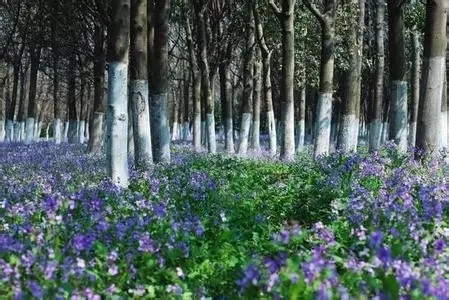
[1,142,449,299]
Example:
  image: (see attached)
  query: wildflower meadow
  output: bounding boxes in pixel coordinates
[2,142,449,299]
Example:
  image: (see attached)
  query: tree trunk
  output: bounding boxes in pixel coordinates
[6,64,19,142]
[416,0,447,157]
[251,47,262,152]
[296,84,306,150]
[67,55,78,144]
[17,63,28,142]
[25,45,41,144]
[254,2,276,156]
[4,74,12,142]
[128,99,135,158]
[78,74,86,144]
[53,53,63,144]
[337,0,365,153]
[106,0,131,187]
[238,6,255,156]
[184,0,201,151]
[305,0,337,158]
[88,21,107,153]
[171,90,180,140]
[195,2,215,154]
[408,30,420,148]
[440,69,448,149]
[151,0,171,162]
[388,0,408,152]
[270,0,296,161]
[182,68,190,140]
[130,0,153,168]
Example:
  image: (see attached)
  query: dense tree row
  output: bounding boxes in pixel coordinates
[0,0,447,185]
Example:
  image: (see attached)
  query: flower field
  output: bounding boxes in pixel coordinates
[2,142,449,299]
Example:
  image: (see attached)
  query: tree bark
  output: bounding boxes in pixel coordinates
[305,0,337,158]
[388,0,408,152]
[296,83,306,150]
[17,62,28,142]
[130,0,153,168]
[238,5,255,156]
[106,0,131,187]
[254,2,276,156]
[337,0,365,153]
[194,1,216,154]
[182,67,190,140]
[88,21,107,153]
[251,47,262,151]
[184,0,201,151]
[269,0,295,161]
[151,0,171,162]
[53,53,63,144]
[67,55,78,144]
[408,30,420,148]
[440,68,448,149]
[25,45,41,144]
[416,0,447,157]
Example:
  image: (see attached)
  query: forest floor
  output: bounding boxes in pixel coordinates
[1,141,449,299]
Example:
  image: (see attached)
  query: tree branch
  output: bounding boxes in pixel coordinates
[303,0,325,23]
[267,0,282,18]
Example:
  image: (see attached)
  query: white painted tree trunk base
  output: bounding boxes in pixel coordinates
[381,122,389,145]
[63,121,69,142]
[182,122,190,141]
[354,118,360,151]
[314,93,333,158]
[19,122,25,142]
[151,93,171,163]
[408,121,417,148]
[0,121,4,142]
[391,81,408,152]
[338,114,357,153]
[369,119,383,151]
[106,61,129,188]
[225,117,234,154]
[130,80,152,167]
[45,123,50,141]
[238,113,252,156]
[251,120,261,151]
[5,120,13,142]
[296,119,305,150]
[200,121,206,146]
[267,110,276,156]
[68,120,78,144]
[78,120,86,144]
[85,122,89,142]
[128,110,134,158]
[207,113,216,154]
[13,122,20,142]
[54,119,62,144]
[36,121,42,141]
[89,112,105,152]
[172,122,180,141]
[25,118,34,144]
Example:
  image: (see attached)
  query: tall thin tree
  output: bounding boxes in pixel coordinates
[269,0,296,161]
[304,0,337,158]
[106,0,131,187]
[416,0,447,157]
[388,0,408,152]
[130,0,153,168]
[151,0,171,162]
